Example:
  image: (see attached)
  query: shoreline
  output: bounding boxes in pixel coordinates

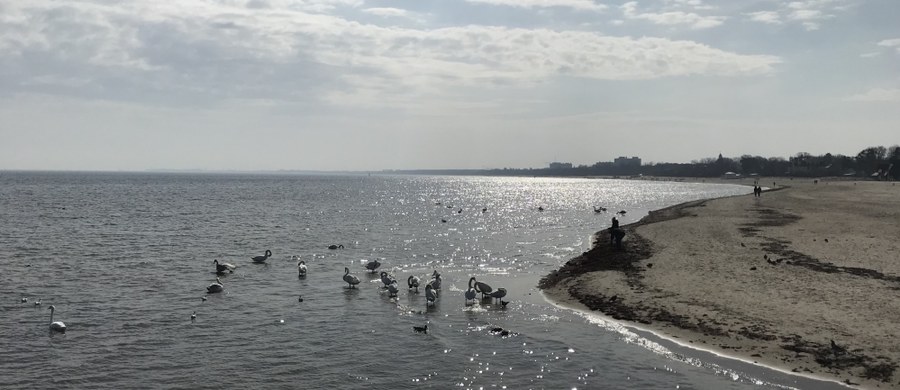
[540,179,900,389]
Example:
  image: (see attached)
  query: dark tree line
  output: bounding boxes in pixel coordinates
[476,145,900,180]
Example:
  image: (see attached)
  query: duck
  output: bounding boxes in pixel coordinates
[407,275,421,293]
[207,277,224,293]
[425,284,438,306]
[365,259,381,273]
[191,311,197,322]
[470,277,493,299]
[21,297,27,303]
[34,298,42,307]
[386,282,400,298]
[328,244,344,250]
[343,267,361,289]
[380,271,397,288]
[413,324,428,333]
[297,260,308,277]
[213,259,237,274]
[251,250,272,263]
[48,305,66,333]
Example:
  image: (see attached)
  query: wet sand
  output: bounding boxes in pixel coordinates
[541,179,900,389]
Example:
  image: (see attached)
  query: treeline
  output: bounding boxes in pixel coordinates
[480,145,900,179]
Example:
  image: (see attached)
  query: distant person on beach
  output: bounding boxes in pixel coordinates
[610,217,621,245]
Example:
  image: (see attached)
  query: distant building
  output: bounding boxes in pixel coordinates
[548,162,573,169]
[614,156,641,167]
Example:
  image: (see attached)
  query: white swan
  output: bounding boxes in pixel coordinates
[471,277,493,300]
[386,282,400,297]
[251,250,272,263]
[465,278,478,305]
[407,275,421,293]
[380,271,396,288]
[365,259,381,273]
[297,260,308,277]
[213,259,237,274]
[48,305,66,333]
[343,267,361,289]
[425,283,438,306]
[430,271,442,290]
[207,277,224,293]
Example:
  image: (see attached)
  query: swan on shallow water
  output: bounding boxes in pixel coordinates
[251,250,272,263]
[213,259,237,274]
[407,275,420,293]
[297,261,307,277]
[365,259,381,273]
[380,271,396,288]
[465,278,478,305]
[386,282,400,297]
[470,277,493,300]
[488,288,507,303]
[48,305,66,333]
[429,271,442,290]
[207,277,224,293]
[425,284,438,306]
[343,267,361,289]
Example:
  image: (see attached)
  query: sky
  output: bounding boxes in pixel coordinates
[1,0,898,171]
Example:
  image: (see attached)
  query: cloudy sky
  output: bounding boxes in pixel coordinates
[1,0,897,171]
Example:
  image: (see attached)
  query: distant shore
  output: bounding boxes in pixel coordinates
[541,178,900,389]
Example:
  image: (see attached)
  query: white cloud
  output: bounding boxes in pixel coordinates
[745,11,781,25]
[877,38,900,53]
[0,0,780,109]
[845,88,900,102]
[363,7,410,18]
[620,1,726,30]
[465,0,607,11]
[746,0,851,31]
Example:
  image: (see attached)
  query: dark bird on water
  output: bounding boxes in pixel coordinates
[740,243,746,247]
[328,244,344,250]
[500,300,509,307]
[251,250,272,263]
[413,325,428,334]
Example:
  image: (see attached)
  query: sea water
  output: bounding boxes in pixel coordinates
[0,172,845,389]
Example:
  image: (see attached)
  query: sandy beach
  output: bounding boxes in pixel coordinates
[541,179,900,389]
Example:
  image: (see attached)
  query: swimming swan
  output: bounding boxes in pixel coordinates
[213,259,237,274]
[207,277,224,293]
[48,305,66,333]
[252,250,272,263]
[343,267,361,289]
[297,261,308,277]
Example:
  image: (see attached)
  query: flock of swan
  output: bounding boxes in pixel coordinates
[202,249,510,314]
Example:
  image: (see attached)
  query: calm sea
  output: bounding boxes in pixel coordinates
[0,172,844,389]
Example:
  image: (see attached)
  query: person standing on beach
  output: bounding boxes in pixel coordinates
[610,217,620,244]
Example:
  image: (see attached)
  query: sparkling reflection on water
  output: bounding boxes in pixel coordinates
[0,173,841,389]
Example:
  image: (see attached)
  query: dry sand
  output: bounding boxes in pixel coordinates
[541,179,900,389]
